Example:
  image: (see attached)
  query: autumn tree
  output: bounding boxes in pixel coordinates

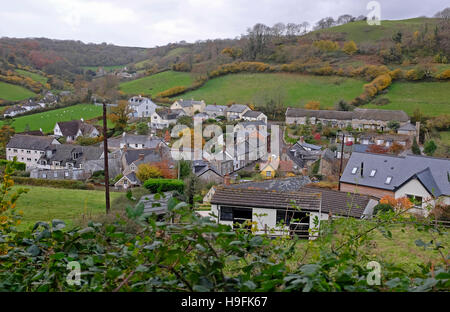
[342,41,358,55]
[0,125,15,158]
[136,164,162,182]
[108,100,133,131]
[367,144,388,154]
[389,142,404,155]
[304,101,320,110]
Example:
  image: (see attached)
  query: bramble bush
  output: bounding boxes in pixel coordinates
[0,162,448,292]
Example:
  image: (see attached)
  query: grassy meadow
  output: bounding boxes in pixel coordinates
[0,103,103,132]
[315,18,440,44]
[119,70,194,96]
[178,73,365,108]
[0,81,36,101]
[365,81,450,116]
[12,185,122,229]
[15,69,48,85]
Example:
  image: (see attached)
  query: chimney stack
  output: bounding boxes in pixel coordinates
[224,174,231,186]
[138,153,145,161]
[299,136,305,144]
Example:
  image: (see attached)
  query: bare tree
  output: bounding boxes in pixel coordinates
[434,7,450,19]
[337,14,354,25]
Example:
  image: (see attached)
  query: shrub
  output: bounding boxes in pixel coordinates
[0,159,26,171]
[137,164,163,181]
[143,179,184,193]
[12,177,93,190]
[342,41,358,55]
[155,86,187,98]
[373,203,394,215]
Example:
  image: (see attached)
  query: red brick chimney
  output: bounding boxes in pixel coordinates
[138,153,145,161]
[224,174,231,186]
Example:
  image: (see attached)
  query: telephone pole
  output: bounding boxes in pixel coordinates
[338,132,345,191]
[102,100,110,214]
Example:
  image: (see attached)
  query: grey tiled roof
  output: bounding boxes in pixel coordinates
[227,104,248,113]
[7,135,56,150]
[243,110,264,118]
[286,108,409,122]
[211,187,322,211]
[398,123,417,131]
[229,177,312,192]
[205,105,227,112]
[340,152,450,196]
[176,99,204,107]
[300,186,372,218]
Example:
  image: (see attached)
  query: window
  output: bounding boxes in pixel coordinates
[351,167,358,175]
[54,172,58,178]
[65,172,69,177]
[219,207,233,221]
[13,149,17,153]
[370,170,377,177]
[385,176,392,184]
[42,173,46,178]
[407,195,423,208]
[266,171,272,177]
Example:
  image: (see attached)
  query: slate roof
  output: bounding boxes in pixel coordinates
[398,123,417,131]
[176,99,204,108]
[243,110,264,118]
[340,152,450,197]
[300,186,373,218]
[238,120,267,127]
[211,187,322,211]
[122,134,163,148]
[56,120,96,137]
[156,108,183,120]
[286,108,409,122]
[46,144,103,167]
[125,149,163,165]
[228,176,312,192]
[7,135,56,150]
[205,105,227,112]
[353,108,409,122]
[227,104,248,113]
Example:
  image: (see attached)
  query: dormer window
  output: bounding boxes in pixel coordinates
[385,176,392,184]
[370,170,377,177]
[351,167,358,175]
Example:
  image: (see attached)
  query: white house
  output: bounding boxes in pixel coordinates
[340,152,450,216]
[210,184,376,238]
[6,134,60,169]
[226,104,250,121]
[242,110,267,123]
[128,95,158,118]
[53,119,100,142]
[150,109,185,129]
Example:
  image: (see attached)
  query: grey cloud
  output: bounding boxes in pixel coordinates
[0,0,446,47]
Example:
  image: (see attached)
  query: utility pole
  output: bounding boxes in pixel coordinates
[338,132,345,191]
[102,100,110,214]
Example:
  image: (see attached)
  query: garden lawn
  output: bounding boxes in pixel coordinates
[0,81,36,101]
[12,185,122,229]
[0,103,103,132]
[119,70,194,96]
[178,73,365,108]
[365,81,450,116]
[15,69,48,85]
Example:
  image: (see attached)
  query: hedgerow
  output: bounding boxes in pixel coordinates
[143,178,184,193]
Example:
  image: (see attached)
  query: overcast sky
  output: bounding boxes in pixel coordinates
[0,0,446,48]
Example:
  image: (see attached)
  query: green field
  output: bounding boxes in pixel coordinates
[365,81,450,116]
[0,103,103,132]
[0,81,36,101]
[12,185,122,228]
[119,70,195,96]
[315,18,439,44]
[15,69,48,85]
[179,73,366,108]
